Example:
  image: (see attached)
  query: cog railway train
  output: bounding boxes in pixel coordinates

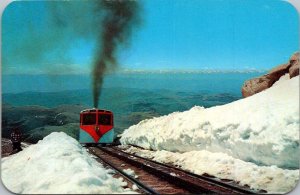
[79,108,114,144]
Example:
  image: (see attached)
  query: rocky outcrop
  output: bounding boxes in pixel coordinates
[289,52,300,78]
[242,52,299,98]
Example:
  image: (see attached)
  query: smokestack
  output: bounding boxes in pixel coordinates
[92,0,140,108]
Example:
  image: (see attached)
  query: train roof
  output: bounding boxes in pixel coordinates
[80,108,112,114]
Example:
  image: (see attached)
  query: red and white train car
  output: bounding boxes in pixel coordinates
[79,109,114,144]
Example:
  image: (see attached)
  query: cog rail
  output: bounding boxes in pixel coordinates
[87,146,258,194]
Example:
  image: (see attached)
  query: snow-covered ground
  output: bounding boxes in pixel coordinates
[1,132,135,194]
[121,76,300,193]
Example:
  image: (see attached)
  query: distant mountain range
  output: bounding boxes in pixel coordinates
[116,68,267,74]
[2,87,241,143]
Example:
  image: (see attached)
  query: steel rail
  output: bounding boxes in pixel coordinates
[88,147,159,194]
[116,145,261,194]
[100,146,250,194]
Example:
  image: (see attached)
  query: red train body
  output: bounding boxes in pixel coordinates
[79,109,114,144]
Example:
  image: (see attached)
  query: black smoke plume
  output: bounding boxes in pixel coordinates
[93,0,140,108]
[3,0,140,105]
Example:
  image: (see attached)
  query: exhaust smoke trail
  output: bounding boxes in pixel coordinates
[93,0,140,108]
[3,0,140,106]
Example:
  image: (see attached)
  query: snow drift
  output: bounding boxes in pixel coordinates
[121,76,299,169]
[1,132,134,194]
[123,146,298,194]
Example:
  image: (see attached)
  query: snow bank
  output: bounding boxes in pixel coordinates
[121,76,299,169]
[124,146,299,194]
[1,132,135,194]
[272,73,290,86]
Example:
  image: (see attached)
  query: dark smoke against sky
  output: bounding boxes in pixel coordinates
[3,0,298,105]
[2,0,140,77]
[93,0,140,108]
[2,1,96,74]
[2,0,141,107]
[2,1,298,76]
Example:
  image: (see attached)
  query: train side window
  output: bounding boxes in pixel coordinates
[82,114,96,125]
[98,114,111,125]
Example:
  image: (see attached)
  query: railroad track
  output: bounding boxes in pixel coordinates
[87,145,259,194]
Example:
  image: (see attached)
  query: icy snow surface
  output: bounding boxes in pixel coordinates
[123,168,138,178]
[123,146,298,194]
[121,76,300,193]
[1,132,135,194]
[121,76,299,169]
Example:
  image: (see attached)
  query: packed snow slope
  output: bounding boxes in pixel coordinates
[1,132,134,194]
[121,76,299,169]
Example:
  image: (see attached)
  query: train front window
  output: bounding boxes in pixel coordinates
[98,114,112,125]
[82,114,96,125]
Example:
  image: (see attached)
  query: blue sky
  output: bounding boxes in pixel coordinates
[2,0,299,74]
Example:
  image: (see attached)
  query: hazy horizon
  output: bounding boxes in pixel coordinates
[2,72,263,94]
[1,67,268,76]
